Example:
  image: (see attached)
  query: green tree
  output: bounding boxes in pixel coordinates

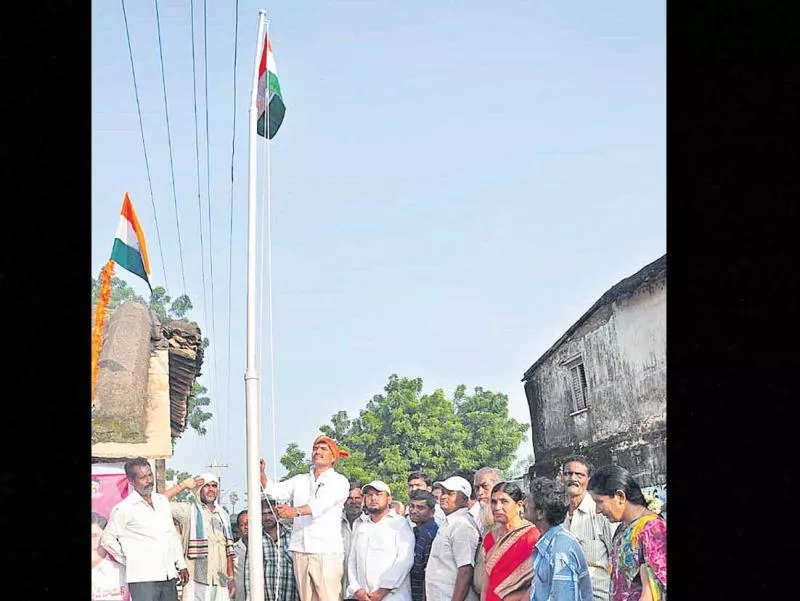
[279,374,530,502]
[91,275,146,309]
[280,442,311,480]
[146,285,194,322]
[165,468,193,502]
[187,383,213,435]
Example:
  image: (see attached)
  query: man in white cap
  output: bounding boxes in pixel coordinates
[425,476,481,601]
[165,472,236,601]
[346,481,416,601]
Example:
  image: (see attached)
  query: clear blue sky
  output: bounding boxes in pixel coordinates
[92,0,665,503]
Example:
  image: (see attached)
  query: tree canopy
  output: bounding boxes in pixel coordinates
[279,374,530,502]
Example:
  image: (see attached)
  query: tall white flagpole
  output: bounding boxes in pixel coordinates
[245,9,267,601]
[264,17,279,487]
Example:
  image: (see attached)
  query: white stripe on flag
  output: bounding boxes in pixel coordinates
[115,217,141,252]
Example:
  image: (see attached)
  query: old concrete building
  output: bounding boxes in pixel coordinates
[522,254,666,490]
[92,301,204,490]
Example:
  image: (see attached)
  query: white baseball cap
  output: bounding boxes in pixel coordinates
[434,476,472,498]
[362,480,391,495]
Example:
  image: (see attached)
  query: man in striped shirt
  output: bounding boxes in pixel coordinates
[561,456,616,601]
[244,498,300,601]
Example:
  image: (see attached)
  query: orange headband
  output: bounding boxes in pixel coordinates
[313,435,350,460]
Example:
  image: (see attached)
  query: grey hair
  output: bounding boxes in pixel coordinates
[474,467,502,481]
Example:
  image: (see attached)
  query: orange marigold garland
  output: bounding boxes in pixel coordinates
[92,259,115,402]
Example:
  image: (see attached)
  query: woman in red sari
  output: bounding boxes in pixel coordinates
[479,482,540,601]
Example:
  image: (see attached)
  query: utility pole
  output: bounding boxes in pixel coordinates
[207,457,230,507]
[206,457,229,480]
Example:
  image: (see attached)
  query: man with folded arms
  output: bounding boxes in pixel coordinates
[346,481,415,601]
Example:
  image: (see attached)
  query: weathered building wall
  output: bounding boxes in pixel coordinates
[92,349,173,459]
[93,302,158,443]
[525,278,666,487]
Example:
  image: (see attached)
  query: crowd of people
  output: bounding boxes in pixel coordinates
[92,435,666,601]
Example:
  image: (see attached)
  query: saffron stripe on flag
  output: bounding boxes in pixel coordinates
[120,193,151,274]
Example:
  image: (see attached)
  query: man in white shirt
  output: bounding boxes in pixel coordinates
[472,467,501,534]
[259,435,350,601]
[561,456,616,601]
[425,477,480,601]
[101,457,189,601]
[342,481,364,601]
[346,481,415,601]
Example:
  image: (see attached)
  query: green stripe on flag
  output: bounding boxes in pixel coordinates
[268,71,281,98]
[111,239,150,286]
[257,92,286,139]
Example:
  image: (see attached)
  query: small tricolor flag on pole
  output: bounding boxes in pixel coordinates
[256,36,286,139]
[111,192,152,291]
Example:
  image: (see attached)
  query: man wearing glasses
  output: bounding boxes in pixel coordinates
[471,468,501,534]
[560,456,617,601]
[260,435,351,601]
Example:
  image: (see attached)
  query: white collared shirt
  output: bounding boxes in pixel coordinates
[425,508,480,601]
[342,515,362,599]
[232,539,247,601]
[434,504,445,526]
[468,502,481,532]
[101,491,187,583]
[263,467,350,554]
[346,512,415,601]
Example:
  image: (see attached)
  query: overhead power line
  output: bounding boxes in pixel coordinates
[190,0,211,353]
[120,0,169,294]
[226,0,241,463]
[154,0,188,295]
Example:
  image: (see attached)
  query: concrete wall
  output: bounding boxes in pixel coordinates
[525,278,666,487]
[92,349,174,459]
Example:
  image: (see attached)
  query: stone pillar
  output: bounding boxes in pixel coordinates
[155,458,166,493]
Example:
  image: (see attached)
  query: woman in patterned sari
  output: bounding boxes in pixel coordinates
[588,465,667,601]
[479,482,540,601]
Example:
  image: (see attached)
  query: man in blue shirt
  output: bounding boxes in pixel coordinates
[524,477,593,601]
[408,490,439,601]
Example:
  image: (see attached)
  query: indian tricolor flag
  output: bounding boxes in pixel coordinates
[111,193,152,290]
[256,35,286,139]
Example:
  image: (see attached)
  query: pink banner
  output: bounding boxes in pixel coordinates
[92,472,129,521]
[92,469,130,601]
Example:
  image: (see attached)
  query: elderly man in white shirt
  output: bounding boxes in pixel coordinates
[346,481,415,601]
[342,481,365,601]
[472,467,501,534]
[101,457,189,601]
[425,477,481,601]
[260,435,350,601]
[561,456,617,601]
